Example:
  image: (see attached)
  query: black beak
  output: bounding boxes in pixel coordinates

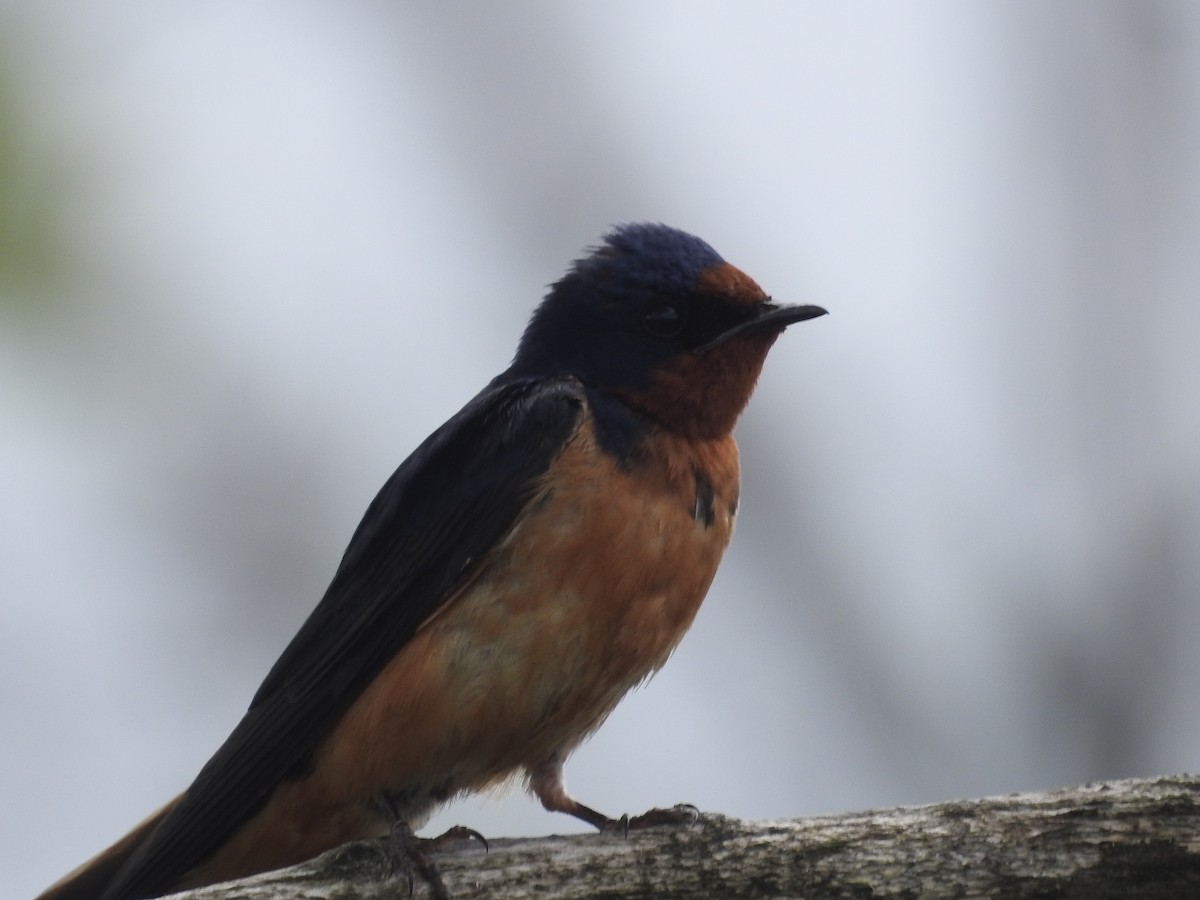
[696,303,828,353]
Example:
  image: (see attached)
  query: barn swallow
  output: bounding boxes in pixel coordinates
[37,223,826,900]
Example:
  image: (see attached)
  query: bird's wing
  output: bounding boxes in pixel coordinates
[102,376,587,900]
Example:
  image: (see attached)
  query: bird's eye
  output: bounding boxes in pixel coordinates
[642,302,686,338]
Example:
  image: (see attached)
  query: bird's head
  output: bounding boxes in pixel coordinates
[512,223,826,439]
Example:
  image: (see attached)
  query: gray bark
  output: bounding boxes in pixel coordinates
[169,775,1200,899]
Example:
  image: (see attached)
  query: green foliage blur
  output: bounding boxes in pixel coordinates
[0,64,64,315]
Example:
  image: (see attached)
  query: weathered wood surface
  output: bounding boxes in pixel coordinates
[170,775,1200,899]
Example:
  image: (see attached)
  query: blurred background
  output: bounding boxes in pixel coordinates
[3,2,1199,896]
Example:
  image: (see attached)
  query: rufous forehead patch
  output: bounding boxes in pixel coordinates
[695,262,768,308]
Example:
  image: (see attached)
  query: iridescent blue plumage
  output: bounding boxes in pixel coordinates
[577,222,725,297]
[512,223,728,388]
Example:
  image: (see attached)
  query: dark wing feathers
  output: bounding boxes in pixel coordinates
[101,376,586,900]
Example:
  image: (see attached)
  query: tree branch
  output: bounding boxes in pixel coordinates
[170,775,1200,899]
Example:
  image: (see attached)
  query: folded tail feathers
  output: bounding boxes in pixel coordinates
[35,796,180,900]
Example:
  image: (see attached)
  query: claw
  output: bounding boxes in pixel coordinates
[427,824,490,855]
[601,813,632,836]
[624,803,701,830]
[375,795,452,900]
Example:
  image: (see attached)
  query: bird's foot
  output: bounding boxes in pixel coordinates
[423,824,490,854]
[528,760,701,834]
[382,819,487,899]
[603,803,701,834]
[381,819,445,899]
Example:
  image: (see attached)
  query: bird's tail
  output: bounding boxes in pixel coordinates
[34,796,181,900]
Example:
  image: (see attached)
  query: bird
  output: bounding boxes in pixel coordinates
[37,222,826,900]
